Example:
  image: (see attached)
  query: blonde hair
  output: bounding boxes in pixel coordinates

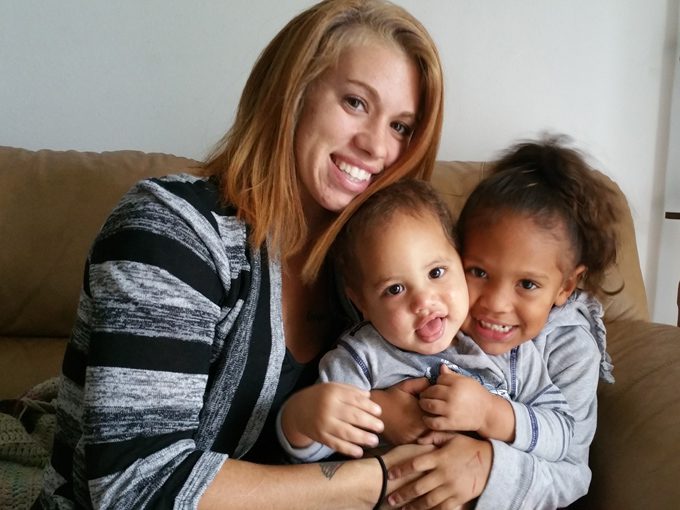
[204,0,443,278]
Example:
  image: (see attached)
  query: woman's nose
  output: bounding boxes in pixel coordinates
[354,123,387,160]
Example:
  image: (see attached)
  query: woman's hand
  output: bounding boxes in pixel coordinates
[280,382,383,458]
[371,377,430,445]
[385,433,493,509]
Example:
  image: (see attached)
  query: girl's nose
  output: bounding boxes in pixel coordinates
[479,283,512,313]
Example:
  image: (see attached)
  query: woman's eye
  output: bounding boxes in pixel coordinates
[391,121,413,137]
[519,280,538,290]
[429,267,445,279]
[385,284,404,296]
[345,95,366,111]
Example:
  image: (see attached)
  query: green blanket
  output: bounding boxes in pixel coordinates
[0,377,58,510]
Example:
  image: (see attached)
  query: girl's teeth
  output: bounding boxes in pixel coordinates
[480,320,512,333]
[336,160,370,182]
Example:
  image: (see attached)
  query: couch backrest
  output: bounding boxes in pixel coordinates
[0,148,649,340]
[431,161,650,323]
[0,147,202,338]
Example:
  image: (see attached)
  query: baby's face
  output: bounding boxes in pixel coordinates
[460,212,584,355]
[347,211,468,355]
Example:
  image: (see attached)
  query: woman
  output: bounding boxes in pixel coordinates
[36,1,479,508]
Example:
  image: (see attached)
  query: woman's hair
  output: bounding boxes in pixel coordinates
[204,0,443,266]
[333,179,455,290]
[456,135,622,299]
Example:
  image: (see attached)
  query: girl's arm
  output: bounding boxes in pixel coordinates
[386,324,601,509]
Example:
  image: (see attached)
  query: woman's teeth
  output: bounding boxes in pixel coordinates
[480,320,512,333]
[336,159,370,182]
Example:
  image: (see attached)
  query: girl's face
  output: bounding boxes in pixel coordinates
[460,212,585,355]
[347,211,468,355]
[295,40,420,215]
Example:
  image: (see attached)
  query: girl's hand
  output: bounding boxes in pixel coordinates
[385,433,493,509]
[371,377,430,445]
[280,382,383,458]
[418,365,490,433]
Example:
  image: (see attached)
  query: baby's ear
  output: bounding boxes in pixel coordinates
[554,264,587,306]
[345,286,366,317]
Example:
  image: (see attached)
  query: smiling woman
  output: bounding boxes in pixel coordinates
[33,1,447,509]
[294,37,421,214]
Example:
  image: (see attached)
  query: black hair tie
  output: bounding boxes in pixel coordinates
[373,455,388,510]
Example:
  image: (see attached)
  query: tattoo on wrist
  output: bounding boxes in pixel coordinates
[320,461,344,480]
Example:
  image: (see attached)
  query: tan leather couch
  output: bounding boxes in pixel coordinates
[1,146,679,509]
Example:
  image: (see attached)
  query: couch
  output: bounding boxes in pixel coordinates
[1,145,679,509]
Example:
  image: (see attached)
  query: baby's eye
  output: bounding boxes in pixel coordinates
[345,95,366,112]
[385,283,405,296]
[519,279,538,290]
[429,267,445,279]
[467,267,487,279]
[391,121,413,137]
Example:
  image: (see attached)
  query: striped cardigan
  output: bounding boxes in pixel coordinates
[37,174,286,509]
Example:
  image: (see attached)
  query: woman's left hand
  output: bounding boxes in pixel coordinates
[384,433,493,509]
[371,377,430,445]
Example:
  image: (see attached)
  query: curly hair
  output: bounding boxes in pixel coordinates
[456,135,622,298]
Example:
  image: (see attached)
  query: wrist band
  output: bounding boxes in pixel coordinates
[373,455,388,510]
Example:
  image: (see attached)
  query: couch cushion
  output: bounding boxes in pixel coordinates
[0,147,201,338]
[0,337,67,399]
[581,320,680,508]
[430,161,649,323]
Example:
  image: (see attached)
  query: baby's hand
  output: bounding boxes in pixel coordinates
[418,365,491,433]
[280,382,383,458]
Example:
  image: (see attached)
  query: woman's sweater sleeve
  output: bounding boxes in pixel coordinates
[57,178,235,509]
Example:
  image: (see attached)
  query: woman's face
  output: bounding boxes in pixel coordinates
[295,40,421,214]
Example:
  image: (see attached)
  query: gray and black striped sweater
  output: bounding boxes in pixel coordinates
[37,174,300,509]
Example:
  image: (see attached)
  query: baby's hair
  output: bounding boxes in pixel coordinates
[457,134,622,299]
[333,179,455,289]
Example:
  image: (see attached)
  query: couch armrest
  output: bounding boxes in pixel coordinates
[577,320,680,509]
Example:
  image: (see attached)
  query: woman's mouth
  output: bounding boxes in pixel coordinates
[333,157,372,183]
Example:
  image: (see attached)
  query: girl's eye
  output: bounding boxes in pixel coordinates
[429,267,445,279]
[519,280,538,290]
[345,95,366,112]
[385,284,405,296]
[468,267,487,279]
[391,121,413,137]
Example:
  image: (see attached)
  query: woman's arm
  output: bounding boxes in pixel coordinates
[199,445,418,510]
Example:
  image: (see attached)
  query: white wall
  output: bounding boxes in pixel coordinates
[2,0,677,324]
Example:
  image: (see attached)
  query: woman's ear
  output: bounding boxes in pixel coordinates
[554,264,587,307]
